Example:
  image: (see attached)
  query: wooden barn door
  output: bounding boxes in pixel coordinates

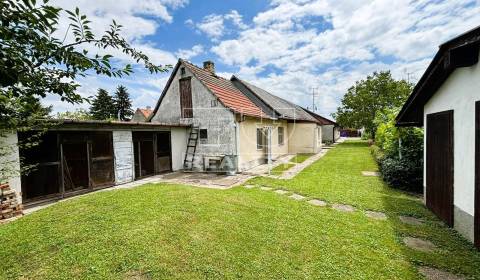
[475,101,480,248]
[426,110,454,226]
[179,77,193,118]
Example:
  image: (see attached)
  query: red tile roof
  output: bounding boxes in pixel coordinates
[139,108,153,118]
[182,60,268,118]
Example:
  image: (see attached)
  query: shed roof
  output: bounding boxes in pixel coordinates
[396,25,480,126]
[138,108,153,118]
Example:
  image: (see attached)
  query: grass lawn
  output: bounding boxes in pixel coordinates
[1,140,479,279]
[289,153,314,164]
[270,162,296,175]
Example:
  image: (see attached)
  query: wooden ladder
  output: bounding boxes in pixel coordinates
[183,125,199,171]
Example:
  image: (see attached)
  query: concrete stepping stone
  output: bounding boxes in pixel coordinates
[418,266,465,280]
[403,237,437,252]
[332,204,355,212]
[243,185,256,189]
[399,216,424,225]
[365,211,387,220]
[260,186,273,191]
[274,189,288,195]
[289,193,305,200]
[362,171,380,177]
[307,199,327,207]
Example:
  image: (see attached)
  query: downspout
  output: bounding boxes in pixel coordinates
[234,121,240,172]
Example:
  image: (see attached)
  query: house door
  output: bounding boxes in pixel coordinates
[426,110,454,227]
[475,101,480,248]
[180,77,193,118]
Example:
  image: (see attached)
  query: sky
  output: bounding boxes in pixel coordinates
[45,0,480,119]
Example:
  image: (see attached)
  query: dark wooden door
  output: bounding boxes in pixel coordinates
[475,101,480,248]
[179,77,193,118]
[426,110,454,226]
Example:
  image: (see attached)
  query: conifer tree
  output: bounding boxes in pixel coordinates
[114,85,134,121]
[89,89,115,120]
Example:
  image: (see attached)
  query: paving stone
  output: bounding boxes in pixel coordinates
[274,189,289,195]
[362,171,380,177]
[399,216,424,225]
[307,199,327,207]
[289,193,306,200]
[332,204,355,212]
[418,266,466,280]
[403,237,437,252]
[243,185,256,189]
[365,211,387,220]
[260,186,273,191]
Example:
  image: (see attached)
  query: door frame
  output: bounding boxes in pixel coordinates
[426,110,454,227]
[475,101,480,248]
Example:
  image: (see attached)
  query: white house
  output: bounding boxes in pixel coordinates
[396,26,480,248]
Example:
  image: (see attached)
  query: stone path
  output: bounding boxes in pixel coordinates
[307,199,327,207]
[365,211,387,220]
[361,171,380,177]
[332,203,356,212]
[274,189,289,195]
[403,237,437,252]
[260,186,273,191]
[289,193,306,200]
[399,216,424,225]
[418,267,466,280]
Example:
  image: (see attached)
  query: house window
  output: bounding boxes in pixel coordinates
[200,129,208,144]
[257,128,264,149]
[180,67,186,75]
[278,127,284,145]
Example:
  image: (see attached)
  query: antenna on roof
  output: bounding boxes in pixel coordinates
[310,87,318,112]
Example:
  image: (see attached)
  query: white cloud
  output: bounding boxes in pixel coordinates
[175,45,204,59]
[188,10,248,40]
[211,0,480,118]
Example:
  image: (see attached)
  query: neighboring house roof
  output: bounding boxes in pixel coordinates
[138,108,153,118]
[304,109,338,126]
[231,76,320,123]
[396,25,480,126]
[148,59,269,121]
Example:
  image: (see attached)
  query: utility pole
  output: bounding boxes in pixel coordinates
[310,87,318,112]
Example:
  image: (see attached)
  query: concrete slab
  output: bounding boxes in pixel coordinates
[399,216,424,226]
[418,267,465,280]
[403,237,437,252]
[332,204,355,212]
[289,193,306,200]
[365,211,387,220]
[362,171,380,177]
[274,189,289,195]
[307,199,327,207]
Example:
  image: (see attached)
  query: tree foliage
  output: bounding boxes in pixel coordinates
[114,85,133,121]
[0,0,170,130]
[90,89,116,120]
[55,109,92,120]
[333,71,412,138]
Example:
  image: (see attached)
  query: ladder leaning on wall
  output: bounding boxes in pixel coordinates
[183,125,199,171]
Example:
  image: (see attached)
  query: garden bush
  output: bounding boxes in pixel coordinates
[373,109,424,193]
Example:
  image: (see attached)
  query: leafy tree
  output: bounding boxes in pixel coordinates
[0,0,170,182]
[114,85,133,121]
[90,89,116,120]
[332,71,412,139]
[56,109,92,120]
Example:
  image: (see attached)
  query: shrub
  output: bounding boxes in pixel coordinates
[373,108,424,193]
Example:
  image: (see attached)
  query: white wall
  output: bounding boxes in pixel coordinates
[1,132,22,204]
[113,131,134,184]
[424,54,480,220]
[171,127,188,171]
[322,125,334,142]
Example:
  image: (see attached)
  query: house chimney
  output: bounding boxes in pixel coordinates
[203,61,215,74]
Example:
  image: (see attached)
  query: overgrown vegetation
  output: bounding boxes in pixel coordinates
[289,153,313,164]
[372,108,423,193]
[271,163,295,175]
